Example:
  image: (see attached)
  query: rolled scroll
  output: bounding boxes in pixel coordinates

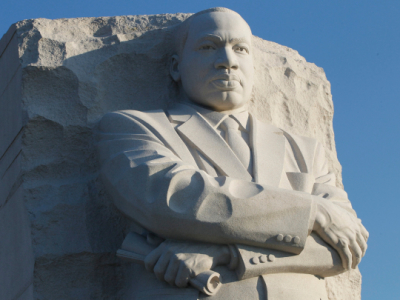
[116,232,222,296]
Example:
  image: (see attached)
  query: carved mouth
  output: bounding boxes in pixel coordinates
[211,79,241,90]
[211,74,241,90]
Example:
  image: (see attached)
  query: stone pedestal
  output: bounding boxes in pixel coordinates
[0,13,361,300]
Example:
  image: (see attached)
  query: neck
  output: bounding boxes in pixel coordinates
[214,104,248,115]
[180,97,248,115]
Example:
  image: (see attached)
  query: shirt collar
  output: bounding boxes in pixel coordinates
[185,103,250,131]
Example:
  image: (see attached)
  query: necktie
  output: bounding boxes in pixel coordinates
[220,116,253,175]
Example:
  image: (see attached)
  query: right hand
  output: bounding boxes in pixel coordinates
[313,198,369,270]
[144,240,230,287]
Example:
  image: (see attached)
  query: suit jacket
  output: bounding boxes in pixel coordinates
[97,103,352,300]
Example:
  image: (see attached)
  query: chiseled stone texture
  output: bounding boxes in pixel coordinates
[1,13,360,299]
[0,23,34,300]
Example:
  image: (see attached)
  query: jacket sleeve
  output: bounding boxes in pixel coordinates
[97,110,317,255]
[234,141,350,278]
[235,233,344,280]
[312,142,355,214]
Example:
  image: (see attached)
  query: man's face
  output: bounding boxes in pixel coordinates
[175,12,254,111]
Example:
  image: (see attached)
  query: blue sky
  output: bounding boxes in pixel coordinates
[1,1,399,299]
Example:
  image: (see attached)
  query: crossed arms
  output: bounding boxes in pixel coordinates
[97,110,368,286]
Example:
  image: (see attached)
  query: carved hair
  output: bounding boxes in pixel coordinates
[173,7,250,56]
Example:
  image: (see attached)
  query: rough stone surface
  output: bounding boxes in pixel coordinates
[0,22,34,300]
[0,187,34,300]
[1,13,361,299]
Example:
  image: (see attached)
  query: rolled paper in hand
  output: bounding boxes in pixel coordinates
[188,270,221,296]
[116,232,222,296]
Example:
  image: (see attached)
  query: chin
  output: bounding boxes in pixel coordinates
[206,92,247,111]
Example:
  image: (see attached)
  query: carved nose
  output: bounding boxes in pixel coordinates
[215,48,238,70]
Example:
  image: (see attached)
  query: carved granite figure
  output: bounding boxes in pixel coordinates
[97,7,368,300]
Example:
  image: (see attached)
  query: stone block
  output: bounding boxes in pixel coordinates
[0,131,21,180]
[0,67,22,159]
[16,284,33,300]
[0,187,34,300]
[0,24,16,57]
[34,253,130,300]
[0,34,20,96]
[25,182,92,258]
[0,148,21,208]
[0,12,360,300]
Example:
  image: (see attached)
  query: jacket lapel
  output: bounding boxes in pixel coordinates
[168,104,252,181]
[251,115,285,186]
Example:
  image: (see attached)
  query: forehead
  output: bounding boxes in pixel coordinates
[187,12,252,44]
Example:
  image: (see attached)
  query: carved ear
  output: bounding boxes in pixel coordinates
[170,54,181,82]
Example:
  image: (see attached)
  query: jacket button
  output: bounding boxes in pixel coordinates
[276,234,284,241]
[284,235,292,243]
[251,257,259,265]
[268,254,276,262]
[293,236,301,244]
[259,255,267,263]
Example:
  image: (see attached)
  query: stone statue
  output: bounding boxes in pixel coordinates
[96,7,368,300]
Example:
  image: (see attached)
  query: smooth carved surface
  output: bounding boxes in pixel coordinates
[97,8,367,300]
[2,8,365,300]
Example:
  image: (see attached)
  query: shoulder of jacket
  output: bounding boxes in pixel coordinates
[98,109,169,132]
[115,108,166,118]
[100,109,167,122]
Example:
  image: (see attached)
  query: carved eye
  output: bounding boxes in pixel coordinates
[199,45,215,50]
[235,46,249,54]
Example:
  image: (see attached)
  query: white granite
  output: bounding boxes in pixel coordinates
[0,67,22,159]
[0,28,33,300]
[96,9,367,299]
[0,8,366,300]
[0,33,20,95]
[0,187,34,300]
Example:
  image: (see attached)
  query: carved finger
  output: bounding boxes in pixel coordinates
[144,243,165,272]
[337,238,352,270]
[317,227,338,249]
[153,251,172,282]
[175,262,191,288]
[322,229,350,270]
[359,223,369,242]
[356,231,368,257]
[349,238,362,269]
[164,255,180,286]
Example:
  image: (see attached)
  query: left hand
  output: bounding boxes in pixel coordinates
[144,240,230,287]
[313,198,369,270]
